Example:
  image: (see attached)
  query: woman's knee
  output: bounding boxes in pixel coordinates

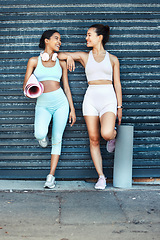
[51,141,62,155]
[101,129,114,141]
[89,136,100,147]
[34,128,48,140]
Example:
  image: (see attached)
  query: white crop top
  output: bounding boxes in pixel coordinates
[85,50,113,82]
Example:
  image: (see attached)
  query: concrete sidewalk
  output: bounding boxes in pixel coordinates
[0,179,160,191]
[0,181,160,240]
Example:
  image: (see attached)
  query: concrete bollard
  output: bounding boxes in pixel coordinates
[113,125,134,188]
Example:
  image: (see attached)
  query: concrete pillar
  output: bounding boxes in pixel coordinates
[113,125,134,188]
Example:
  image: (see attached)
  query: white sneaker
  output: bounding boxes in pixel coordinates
[95,175,106,190]
[44,174,56,189]
[38,136,48,148]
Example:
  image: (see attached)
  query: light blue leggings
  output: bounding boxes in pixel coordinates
[34,87,69,155]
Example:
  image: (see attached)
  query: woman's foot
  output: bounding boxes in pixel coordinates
[44,174,56,188]
[95,175,106,190]
[38,136,49,148]
[106,139,116,153]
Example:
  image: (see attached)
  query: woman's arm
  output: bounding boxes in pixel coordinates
[60,60,76,127]
[23,57,38,90]
[111,55,122,125]
[58,52,88,71]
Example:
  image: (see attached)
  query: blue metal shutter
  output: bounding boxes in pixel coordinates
[0,0,160,179]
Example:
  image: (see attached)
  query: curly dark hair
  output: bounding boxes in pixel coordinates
[39,29,60,49]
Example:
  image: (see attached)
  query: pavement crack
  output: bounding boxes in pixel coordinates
[58,196,62,224]
[113,192,129,222]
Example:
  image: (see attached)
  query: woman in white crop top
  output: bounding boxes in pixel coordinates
[59,24,122,190]
[23,30,76,189]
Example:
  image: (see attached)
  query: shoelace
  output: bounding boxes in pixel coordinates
[98,176,105,181]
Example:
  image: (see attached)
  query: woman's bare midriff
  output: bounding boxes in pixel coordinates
[88,80,112,85]
[41,80,61,93]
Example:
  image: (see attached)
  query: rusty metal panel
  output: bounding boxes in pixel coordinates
[0,0,160,179]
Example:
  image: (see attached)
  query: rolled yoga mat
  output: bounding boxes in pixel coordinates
[24,74,44,98]
[113,125,134,188]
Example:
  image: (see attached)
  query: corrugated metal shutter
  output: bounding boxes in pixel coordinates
[0,0,160,179]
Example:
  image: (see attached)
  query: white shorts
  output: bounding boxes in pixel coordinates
[82,85,117,118]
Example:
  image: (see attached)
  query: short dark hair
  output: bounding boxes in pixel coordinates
[89,24,110,47]
[39,29,60,49]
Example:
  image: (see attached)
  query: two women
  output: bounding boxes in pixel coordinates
[58,24,122,190]
[23,30,76,188]
[24,24,122,190]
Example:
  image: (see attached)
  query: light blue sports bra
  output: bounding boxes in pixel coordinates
[33,55,62,82]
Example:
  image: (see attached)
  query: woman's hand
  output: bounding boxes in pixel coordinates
[69,109,76,127]
[117,108,122,125]
[67,56,75,72]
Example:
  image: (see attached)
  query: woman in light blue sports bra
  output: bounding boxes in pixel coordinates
[58,24,122,190]
[23,30,76,189]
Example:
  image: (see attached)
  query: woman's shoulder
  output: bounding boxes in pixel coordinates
[27,56,39,67]
[79,51,89,65]
[108,52,119,65]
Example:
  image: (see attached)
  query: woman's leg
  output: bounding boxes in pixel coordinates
[84,116,104,177]
[50,154,60,176]
[100,112,117,141]
[34,105,52,141]
[44,101,69,188]
[100,112,117,153]
[49,102,69,176]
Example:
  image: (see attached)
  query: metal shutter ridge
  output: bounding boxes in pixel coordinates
[0,0,160,179]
